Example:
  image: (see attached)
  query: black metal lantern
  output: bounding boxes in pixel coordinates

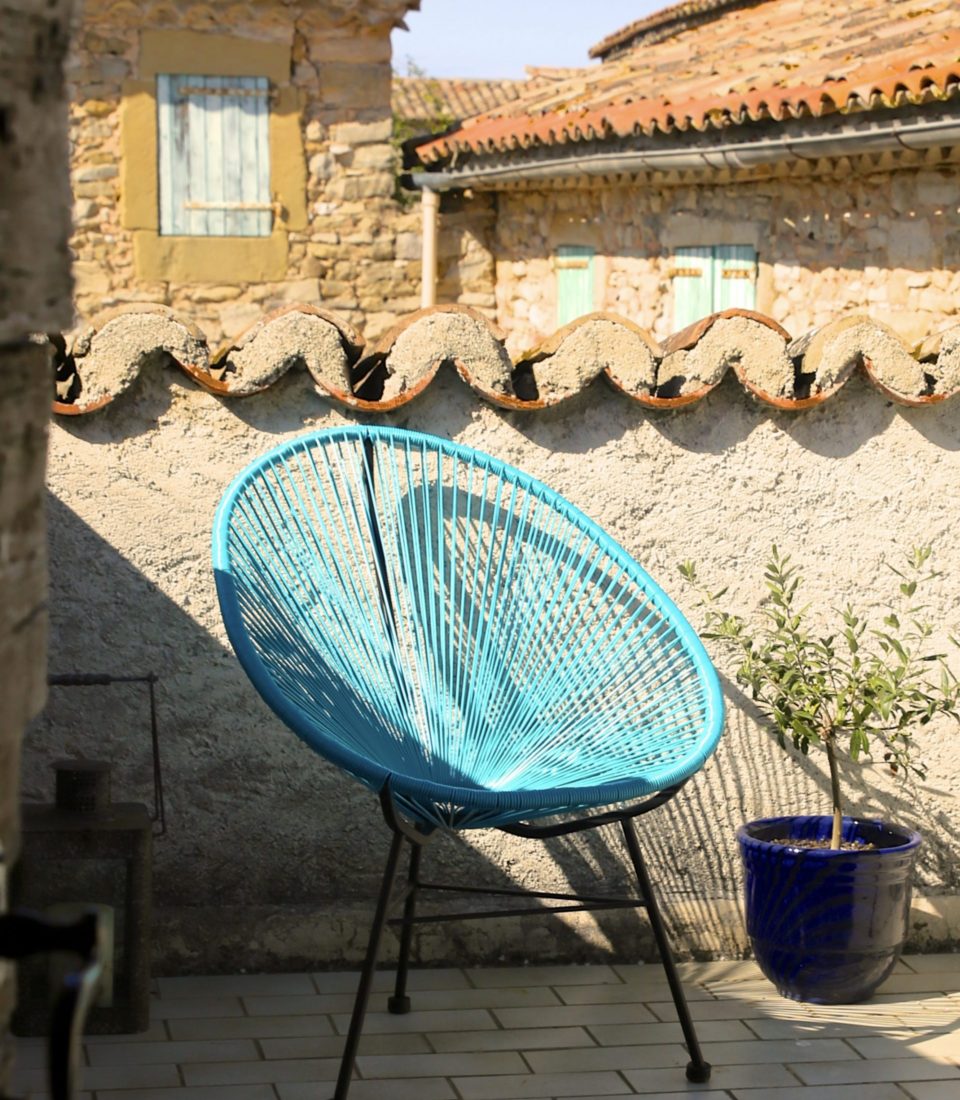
[13,759,152,1035]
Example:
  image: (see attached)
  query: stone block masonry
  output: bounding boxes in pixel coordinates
[67,0,488,346]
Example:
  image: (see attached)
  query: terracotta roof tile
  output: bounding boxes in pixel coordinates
[392,76,528,122]
[589,0,763,60]
[416,0,960,165]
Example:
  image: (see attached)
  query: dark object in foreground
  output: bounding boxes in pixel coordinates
[0,906,102,1099]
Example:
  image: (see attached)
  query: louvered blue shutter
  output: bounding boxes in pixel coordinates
[715,245,757,311]
[556,245,595,326]
[672,246,713,330]
[157,74,271,237]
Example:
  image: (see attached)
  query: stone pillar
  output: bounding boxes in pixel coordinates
[0,0,75,1088]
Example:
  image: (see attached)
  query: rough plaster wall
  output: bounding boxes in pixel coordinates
[31,364,960,973]
[494,168,960,356]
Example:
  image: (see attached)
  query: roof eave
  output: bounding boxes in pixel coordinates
[410,105,960,190]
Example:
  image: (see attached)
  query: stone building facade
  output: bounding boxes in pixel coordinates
[490,164,960,357]
[414,0,960,357]
[67,0,494,346]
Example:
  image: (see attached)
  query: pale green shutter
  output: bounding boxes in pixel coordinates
[672,246,713,330]
[556,245,595,326]
[157,74,271,237]
[715,244,757,311]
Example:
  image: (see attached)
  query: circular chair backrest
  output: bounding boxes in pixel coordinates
[213,427,724,828]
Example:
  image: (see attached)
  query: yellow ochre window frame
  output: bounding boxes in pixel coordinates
[121,30,307,283]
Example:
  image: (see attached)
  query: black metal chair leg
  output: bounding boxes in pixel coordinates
[332,830,405,1100]
[621,818,712,1083]
[388,841,421,1014]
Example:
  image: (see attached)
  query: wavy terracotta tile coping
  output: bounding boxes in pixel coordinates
[52,392,114,417]
[209,304,364,397]
[343,304,517,412]
[59,304,208,413]
[50,301,960,416]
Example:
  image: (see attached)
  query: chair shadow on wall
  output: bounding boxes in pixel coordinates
[37,477,957,978]
[33,493,721,969]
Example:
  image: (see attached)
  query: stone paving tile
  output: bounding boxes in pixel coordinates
[150,996,245,1019]
[524,1042,688,1073]
[742,1018,918,1040]
[465,964,621,987]
[157,973,316,997]
[494,1001,658,1029]
[331,1007,496,1034]
[357,1049,527,1078]
[278,1079,457,1100]
[790,1057,960,1085]
[699,1038,862,1065]
[168,1013,336,1040]
[87,1038,260,1066]
[245,984,561,1016]
[622,1063,801,1092]
[579,1093,731,1100]
[901,1084,960,1100]
[616,960,759,983]
[182,1056,341,1085]
[427,1025,595,1052]
[13,1063,179,1094]
[587,1020,757,1046]
[11,1041,47,1069]
[78,1064,183,1091]
[847,1033,960,1063]
[454,1070,632,1098]
[31,956,960,1100]
[96,1088,275,1100]
[878,973,960,994]
[311,967,471,993]
[556,981,716,1004]
[731,1086,909,1100]
[646,998,773,1022]
[260,1032,429,1059]
[85,1020,171,1042]
[241,994,355,1016]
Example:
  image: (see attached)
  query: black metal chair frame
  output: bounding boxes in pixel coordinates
[331,779,712,1100]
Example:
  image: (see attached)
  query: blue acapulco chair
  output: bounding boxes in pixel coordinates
[213,426,724,1099]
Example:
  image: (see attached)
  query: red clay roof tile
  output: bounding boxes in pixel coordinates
[415,0,960,165]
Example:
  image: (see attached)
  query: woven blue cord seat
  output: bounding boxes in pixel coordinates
[213,425,724,1099]
[213,426,723,829]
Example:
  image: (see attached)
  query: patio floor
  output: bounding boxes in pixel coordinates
[10,954,960,1100]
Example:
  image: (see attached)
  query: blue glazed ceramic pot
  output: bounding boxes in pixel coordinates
[737,815,921,1004]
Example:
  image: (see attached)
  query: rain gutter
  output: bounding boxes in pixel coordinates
[409,111,960,191]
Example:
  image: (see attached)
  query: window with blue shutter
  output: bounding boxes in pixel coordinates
[157,74,272,237]
[556,245,595,326]
[672,244,756,329]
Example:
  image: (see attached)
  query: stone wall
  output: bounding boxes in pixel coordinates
[492,165,960,356]
[32,355,960,974]
[68,0,494,345]
[0,0,74,1087]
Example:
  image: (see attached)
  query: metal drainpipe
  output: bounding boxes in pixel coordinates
[420,186,440,308]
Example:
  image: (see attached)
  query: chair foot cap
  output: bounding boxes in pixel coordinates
[686,1060,711,1083]
[387,994,411,1015]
